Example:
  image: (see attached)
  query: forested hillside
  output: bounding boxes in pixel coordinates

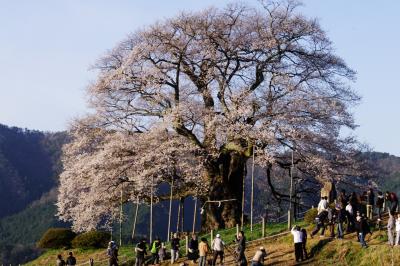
[0,123,399,264]
[0,124,67,218]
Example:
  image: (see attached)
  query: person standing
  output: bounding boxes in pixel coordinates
[188,234,199,263]
[171,233,180,264]
[366,188,375,220]
[388,211,396,246]
[291,226,303,262]
[66,252,76,266]
[376,191,385,225]
[327,207,336,238]
[56,254,66,266]
[150,237,161,265]
[235,231,247,266]
[345,201,355,233]
[198,237,209,266]
[251,247,267,266]
[395,213,400,246]
[336,205,346,239]
[317,196,328,214]
[211,234,225,266]
[385,191,399,214]
[107,241,119,266]
[300,228,308,259]
[338,189,348,207]
[135,238,147,266]
[349,192,359,213]
[159,242,167,263]
[355,214,369,248]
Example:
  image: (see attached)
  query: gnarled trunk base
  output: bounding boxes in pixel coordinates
[201,151,247,231]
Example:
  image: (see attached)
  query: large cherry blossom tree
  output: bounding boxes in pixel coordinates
[57,1,365,231]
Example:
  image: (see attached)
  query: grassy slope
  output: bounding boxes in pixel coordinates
[25,218,400,266]
[26,220,294,265]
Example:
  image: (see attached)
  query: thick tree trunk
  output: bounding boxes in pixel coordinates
[201,150,247,231]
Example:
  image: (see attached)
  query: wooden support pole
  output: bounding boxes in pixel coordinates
[210,230,214,244]
[251,144,255,232]
[167,178,174,241]
[185,235,189,255]
[192,197,198,234]
[262,217,266,237]
[131,196,139,240]
[119,186,123,247]
[150,176,154,244]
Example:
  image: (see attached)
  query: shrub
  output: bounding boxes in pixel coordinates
[304,208,318,225]
[37,228,76,249]
[71,231,110,249]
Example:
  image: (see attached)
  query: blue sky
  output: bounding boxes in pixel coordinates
[0,0,399,156]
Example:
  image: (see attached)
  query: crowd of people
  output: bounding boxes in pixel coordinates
[128,230,267,266]
[55,189,399,266]
[309,190,398,249]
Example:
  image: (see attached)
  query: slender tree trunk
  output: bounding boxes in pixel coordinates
[201,150,248,231]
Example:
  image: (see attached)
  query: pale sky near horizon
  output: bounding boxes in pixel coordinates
[0,0,399,156]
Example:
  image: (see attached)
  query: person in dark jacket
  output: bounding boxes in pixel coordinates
[366,188,375,220]
[170,233,180,264]
[338,189,348,207]
[311,210,328,238]
[66,252,76,266]
[135,238,147,266]
[327,207,336,238]
[235,231,246,266]
[355,213,370,248]
[376,191,385,220]
[385,191,399,214]
[336,205,346,239]
[300,228,308,259]
[107,241,119,266]
[349,192,359,213]
[188,233,199,263]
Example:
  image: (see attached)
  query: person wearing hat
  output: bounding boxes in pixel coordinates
[251,247,267,266]
[211,233,225,265]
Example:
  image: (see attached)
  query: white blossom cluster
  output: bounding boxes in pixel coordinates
[57,1,366,231]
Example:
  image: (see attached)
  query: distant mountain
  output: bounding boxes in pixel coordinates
[0,124,68,218]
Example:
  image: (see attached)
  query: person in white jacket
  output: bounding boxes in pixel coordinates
[395,213,400,245]
[291,226,303,262]
[211,234,225,265]
[317,196,328,214]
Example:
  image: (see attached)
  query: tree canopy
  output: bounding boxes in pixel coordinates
[57,1,365,231]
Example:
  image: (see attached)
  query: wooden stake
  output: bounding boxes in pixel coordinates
[167,178,174,241]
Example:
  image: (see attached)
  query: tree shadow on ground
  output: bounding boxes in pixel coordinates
[308,238,333,259]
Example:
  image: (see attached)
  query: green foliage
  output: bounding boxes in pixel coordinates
[37,228,76,249]
[72,231,110,249]
[304,208,318,224]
